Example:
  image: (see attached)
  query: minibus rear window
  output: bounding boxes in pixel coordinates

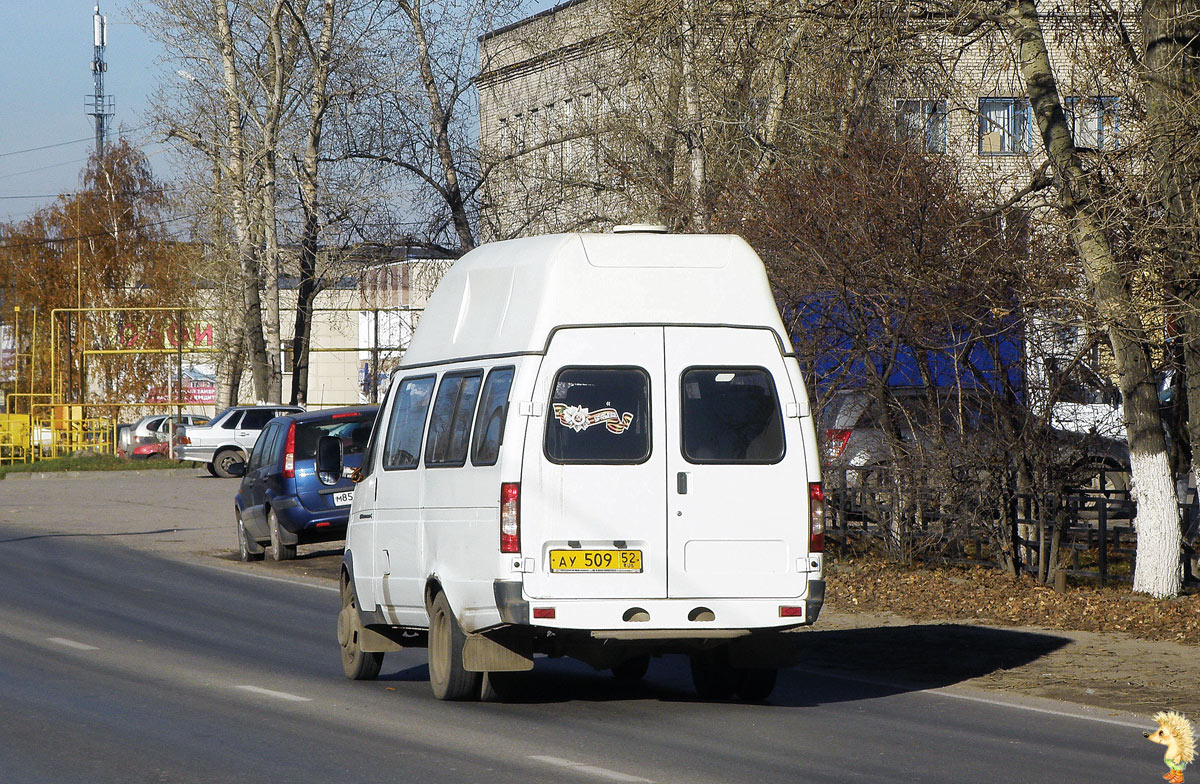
[545,367,650,464]
[681,368,784,464]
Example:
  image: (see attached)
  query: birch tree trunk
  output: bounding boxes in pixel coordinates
[678,0,707,230]
[214,0,272,402]
[1005,0,1181,597]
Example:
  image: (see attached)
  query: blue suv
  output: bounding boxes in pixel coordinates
[233,406,378,561]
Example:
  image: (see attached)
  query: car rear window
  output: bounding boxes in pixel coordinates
[545,367,650,464]
[293,413,375,460]
[681,368,784,463]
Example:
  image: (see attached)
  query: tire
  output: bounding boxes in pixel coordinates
[236,509,264,562]
[735,667,778,701]
[338,576,383,680]
[427,590,481,701]
[267,509,297,561]
[611,655,650,682]
[690,647,737,700]
[211,448,245,479]
[205,462,219,477]
[479,671,520,702]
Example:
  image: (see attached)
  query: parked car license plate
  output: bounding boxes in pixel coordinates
[333,490,354,506]
[548,549,642,572]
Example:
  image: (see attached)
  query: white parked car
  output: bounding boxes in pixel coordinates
[176,405,303,477]
[327,229,826,702]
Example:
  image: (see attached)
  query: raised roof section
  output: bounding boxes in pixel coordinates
[400,233,789,366]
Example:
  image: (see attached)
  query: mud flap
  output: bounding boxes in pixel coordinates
[463,627,535,673]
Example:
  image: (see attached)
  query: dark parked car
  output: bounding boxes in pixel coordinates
[233,406,378,561]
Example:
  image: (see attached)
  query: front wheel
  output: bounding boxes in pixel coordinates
[235,509,264,562]
[427,591,480,701]
[338,576,383,680]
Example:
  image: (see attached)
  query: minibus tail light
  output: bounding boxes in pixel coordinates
[283,422,296,479]
[500,482,520,553]
[809,482,825,553]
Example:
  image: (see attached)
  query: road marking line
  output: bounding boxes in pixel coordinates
[47,637,99,651]
[796,667,1147,729]
[530,755,653,783]
[235,685,312,702]
[197,561,338,592]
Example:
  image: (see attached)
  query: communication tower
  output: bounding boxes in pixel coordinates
[87,4,115,157]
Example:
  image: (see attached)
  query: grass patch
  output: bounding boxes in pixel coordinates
[0,453,197,477]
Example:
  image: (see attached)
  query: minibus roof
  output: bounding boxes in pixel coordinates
[400,233,790,366]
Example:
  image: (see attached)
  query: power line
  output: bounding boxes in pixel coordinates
[0,211,202,251]
[0,125,151,159]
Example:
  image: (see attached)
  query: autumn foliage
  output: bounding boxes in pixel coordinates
[0,139,195,410]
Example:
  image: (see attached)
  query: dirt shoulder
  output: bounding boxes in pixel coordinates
[811,558,1200,718]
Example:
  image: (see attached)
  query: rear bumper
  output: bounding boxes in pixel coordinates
[177,445,216,463]
[272,497,350,543]
[493,579,825,633]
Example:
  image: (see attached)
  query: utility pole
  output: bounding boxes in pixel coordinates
[87,4,114,157]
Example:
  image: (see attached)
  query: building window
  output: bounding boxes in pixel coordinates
[978,98,1031,155]
[896,99,947,153]
[1065,96,1118,150]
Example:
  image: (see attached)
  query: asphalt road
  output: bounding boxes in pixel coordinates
[0,473,1158,783]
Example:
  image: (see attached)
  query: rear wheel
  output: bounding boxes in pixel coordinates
[212,448,245,479]
[205,462,219,477]
[338,576,383,680]
[267,509,296,561]
[235,509,264,562]
[479,671,520,702]
[427,590,480,701]
[611,655,650,682]
[735,667,778,701]
[690,647,737,700]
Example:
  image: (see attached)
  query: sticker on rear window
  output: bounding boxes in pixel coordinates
[553,404,633,434]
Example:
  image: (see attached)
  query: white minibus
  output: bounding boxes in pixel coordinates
[326,228,826,701]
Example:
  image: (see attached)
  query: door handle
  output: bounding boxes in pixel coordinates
[677,472,688,494]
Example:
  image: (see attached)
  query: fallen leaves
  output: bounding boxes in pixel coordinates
[826,556,1200,644]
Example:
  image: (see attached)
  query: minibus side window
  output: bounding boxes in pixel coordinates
[545,367,650,464]
[425,371,484,467]
[680,368,785,464]
[382,375,436,471]
[471,366,515,466]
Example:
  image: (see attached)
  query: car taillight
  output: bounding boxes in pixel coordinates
[178,435,190,445]
[500,482,520,553]
[283,422,296,479]
[824,428,851,460]
[809,482,825,553]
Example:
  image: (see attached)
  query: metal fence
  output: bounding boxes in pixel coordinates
[825,466,1200,587]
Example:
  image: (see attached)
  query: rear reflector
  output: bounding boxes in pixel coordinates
[316,522,330,528]
[779,606,805,618]
[500,482,520,553]
[533,607,556,619]
[809,482,825,553]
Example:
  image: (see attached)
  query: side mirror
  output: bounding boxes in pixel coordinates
[228,461,246,478]
[316,435,343,485]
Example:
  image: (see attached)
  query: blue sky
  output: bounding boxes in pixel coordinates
[0,1,558,224]
[0,1,170,222]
